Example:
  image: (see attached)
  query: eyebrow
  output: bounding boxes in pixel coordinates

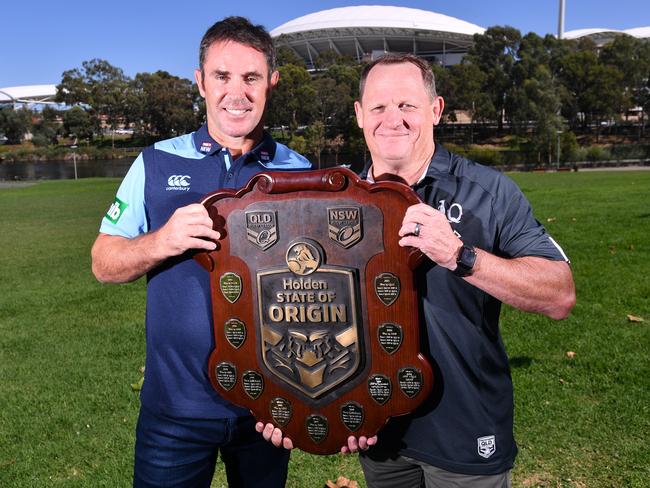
[211,70,263,78]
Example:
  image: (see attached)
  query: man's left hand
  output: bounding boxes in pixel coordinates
[398,203,462,270]
[255,422,294,450]
[340,435,377,454]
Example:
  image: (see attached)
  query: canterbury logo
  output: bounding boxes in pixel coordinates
[166,175,191,191]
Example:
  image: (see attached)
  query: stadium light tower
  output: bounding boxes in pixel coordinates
[558,0,566,39]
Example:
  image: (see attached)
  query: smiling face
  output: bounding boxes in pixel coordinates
[195,40,278,154]
[355,62,443,179]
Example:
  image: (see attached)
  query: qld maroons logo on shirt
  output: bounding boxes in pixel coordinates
[477,435,496,459]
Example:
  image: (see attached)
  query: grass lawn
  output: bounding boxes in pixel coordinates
[0,171,648,487]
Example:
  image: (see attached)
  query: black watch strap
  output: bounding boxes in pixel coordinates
[452,244,477,277]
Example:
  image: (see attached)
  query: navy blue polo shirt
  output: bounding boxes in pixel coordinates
[100,124,311,419]
[361,144,568,475]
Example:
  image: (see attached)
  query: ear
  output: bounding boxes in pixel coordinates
[269,70,280,90]
[195,69,206,98]
[432,96,445,126]
[354,101,363,128]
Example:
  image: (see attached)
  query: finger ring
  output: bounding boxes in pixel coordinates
[413,222,421,237]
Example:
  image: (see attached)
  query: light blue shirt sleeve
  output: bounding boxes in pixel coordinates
[99,153,148,238]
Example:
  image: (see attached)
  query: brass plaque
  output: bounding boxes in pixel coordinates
[220,272,242,304]
[306,414,329,443]
[374,272,400,306]
[258,240,361,400]
[377,323,403,354]
[215,362,236,391]
[368,374,392,405]
[270,397,292,427]
[224,318,246,349]
[246,210,278,250]
[340,402,364,432]
[398,367,423,398]
[327,206,362,248]
[242,370,264,399]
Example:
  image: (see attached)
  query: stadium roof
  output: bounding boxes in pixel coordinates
[564,26,650,45]
[0,85,57,104]
[271,6,485,68]
[271,6,485,37]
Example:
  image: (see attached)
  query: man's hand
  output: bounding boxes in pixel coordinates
[340,435,377,454]
[153,203,221,259]
[255,422,294,450]
[398,203,461,270]
[92,203,221,284]
[255,422,377,454]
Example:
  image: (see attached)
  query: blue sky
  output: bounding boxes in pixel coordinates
[1,0,648,87]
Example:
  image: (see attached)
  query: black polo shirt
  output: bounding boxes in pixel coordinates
[360,144,568,475]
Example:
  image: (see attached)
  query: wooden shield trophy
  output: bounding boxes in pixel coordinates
[194,167,433,454]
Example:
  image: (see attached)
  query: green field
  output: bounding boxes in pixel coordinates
[0,171,648,487]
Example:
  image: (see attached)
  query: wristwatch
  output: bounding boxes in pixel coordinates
[452,244,477,277]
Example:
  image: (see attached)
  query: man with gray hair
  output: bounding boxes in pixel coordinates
[260,52,575,487]
[351,52,575,487]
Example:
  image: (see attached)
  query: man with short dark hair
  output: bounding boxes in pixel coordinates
[351,52,575,487]
[91,16,310,488]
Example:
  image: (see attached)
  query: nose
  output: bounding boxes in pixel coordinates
[382,105,404,129]
[225,78,247,100]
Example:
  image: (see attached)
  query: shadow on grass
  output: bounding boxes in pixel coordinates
[509,356,533,368]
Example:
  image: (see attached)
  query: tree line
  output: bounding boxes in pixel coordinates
[2,26,649,166]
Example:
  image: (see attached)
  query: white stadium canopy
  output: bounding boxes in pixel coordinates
[271,6,485,68]
[0,85,58,105]
[564,26,650,46]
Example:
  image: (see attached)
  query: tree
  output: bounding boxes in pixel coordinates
[517,66,565,164]
[0,107,32,144]
[446,63,492,142]
[31,106,61,146]
[466,26,522,130]
[305,121,327,168]
[600,35,650,137]
[327,134,345,165]
[276,45,305,67]
[56,59,131,145]
[313,50,356,70]
[311,77,351,130]
[130,71,196,139]
[267,63,315,132]
[63,106,94,142]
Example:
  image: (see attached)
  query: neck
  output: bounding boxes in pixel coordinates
[372,143,435,185]
[207,124,264,159]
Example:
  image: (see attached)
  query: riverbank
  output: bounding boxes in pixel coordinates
[0,145,141,163]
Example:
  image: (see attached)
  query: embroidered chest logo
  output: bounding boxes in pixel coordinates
[438,199,464,238]
[166,175,191,191]
[477,435,496,459]
[437,200,463,223]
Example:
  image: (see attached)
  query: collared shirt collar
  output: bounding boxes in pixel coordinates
[193,123,223,156]
[360,143,451,185]
[192,123,277,163]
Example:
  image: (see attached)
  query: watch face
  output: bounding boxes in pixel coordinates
[460,246,476,265]
[455,245,476,277]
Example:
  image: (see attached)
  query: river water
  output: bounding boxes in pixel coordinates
[0,159,133,181]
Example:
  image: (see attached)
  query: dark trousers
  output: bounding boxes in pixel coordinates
[360,453,511,488]
[133,406,290,488]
